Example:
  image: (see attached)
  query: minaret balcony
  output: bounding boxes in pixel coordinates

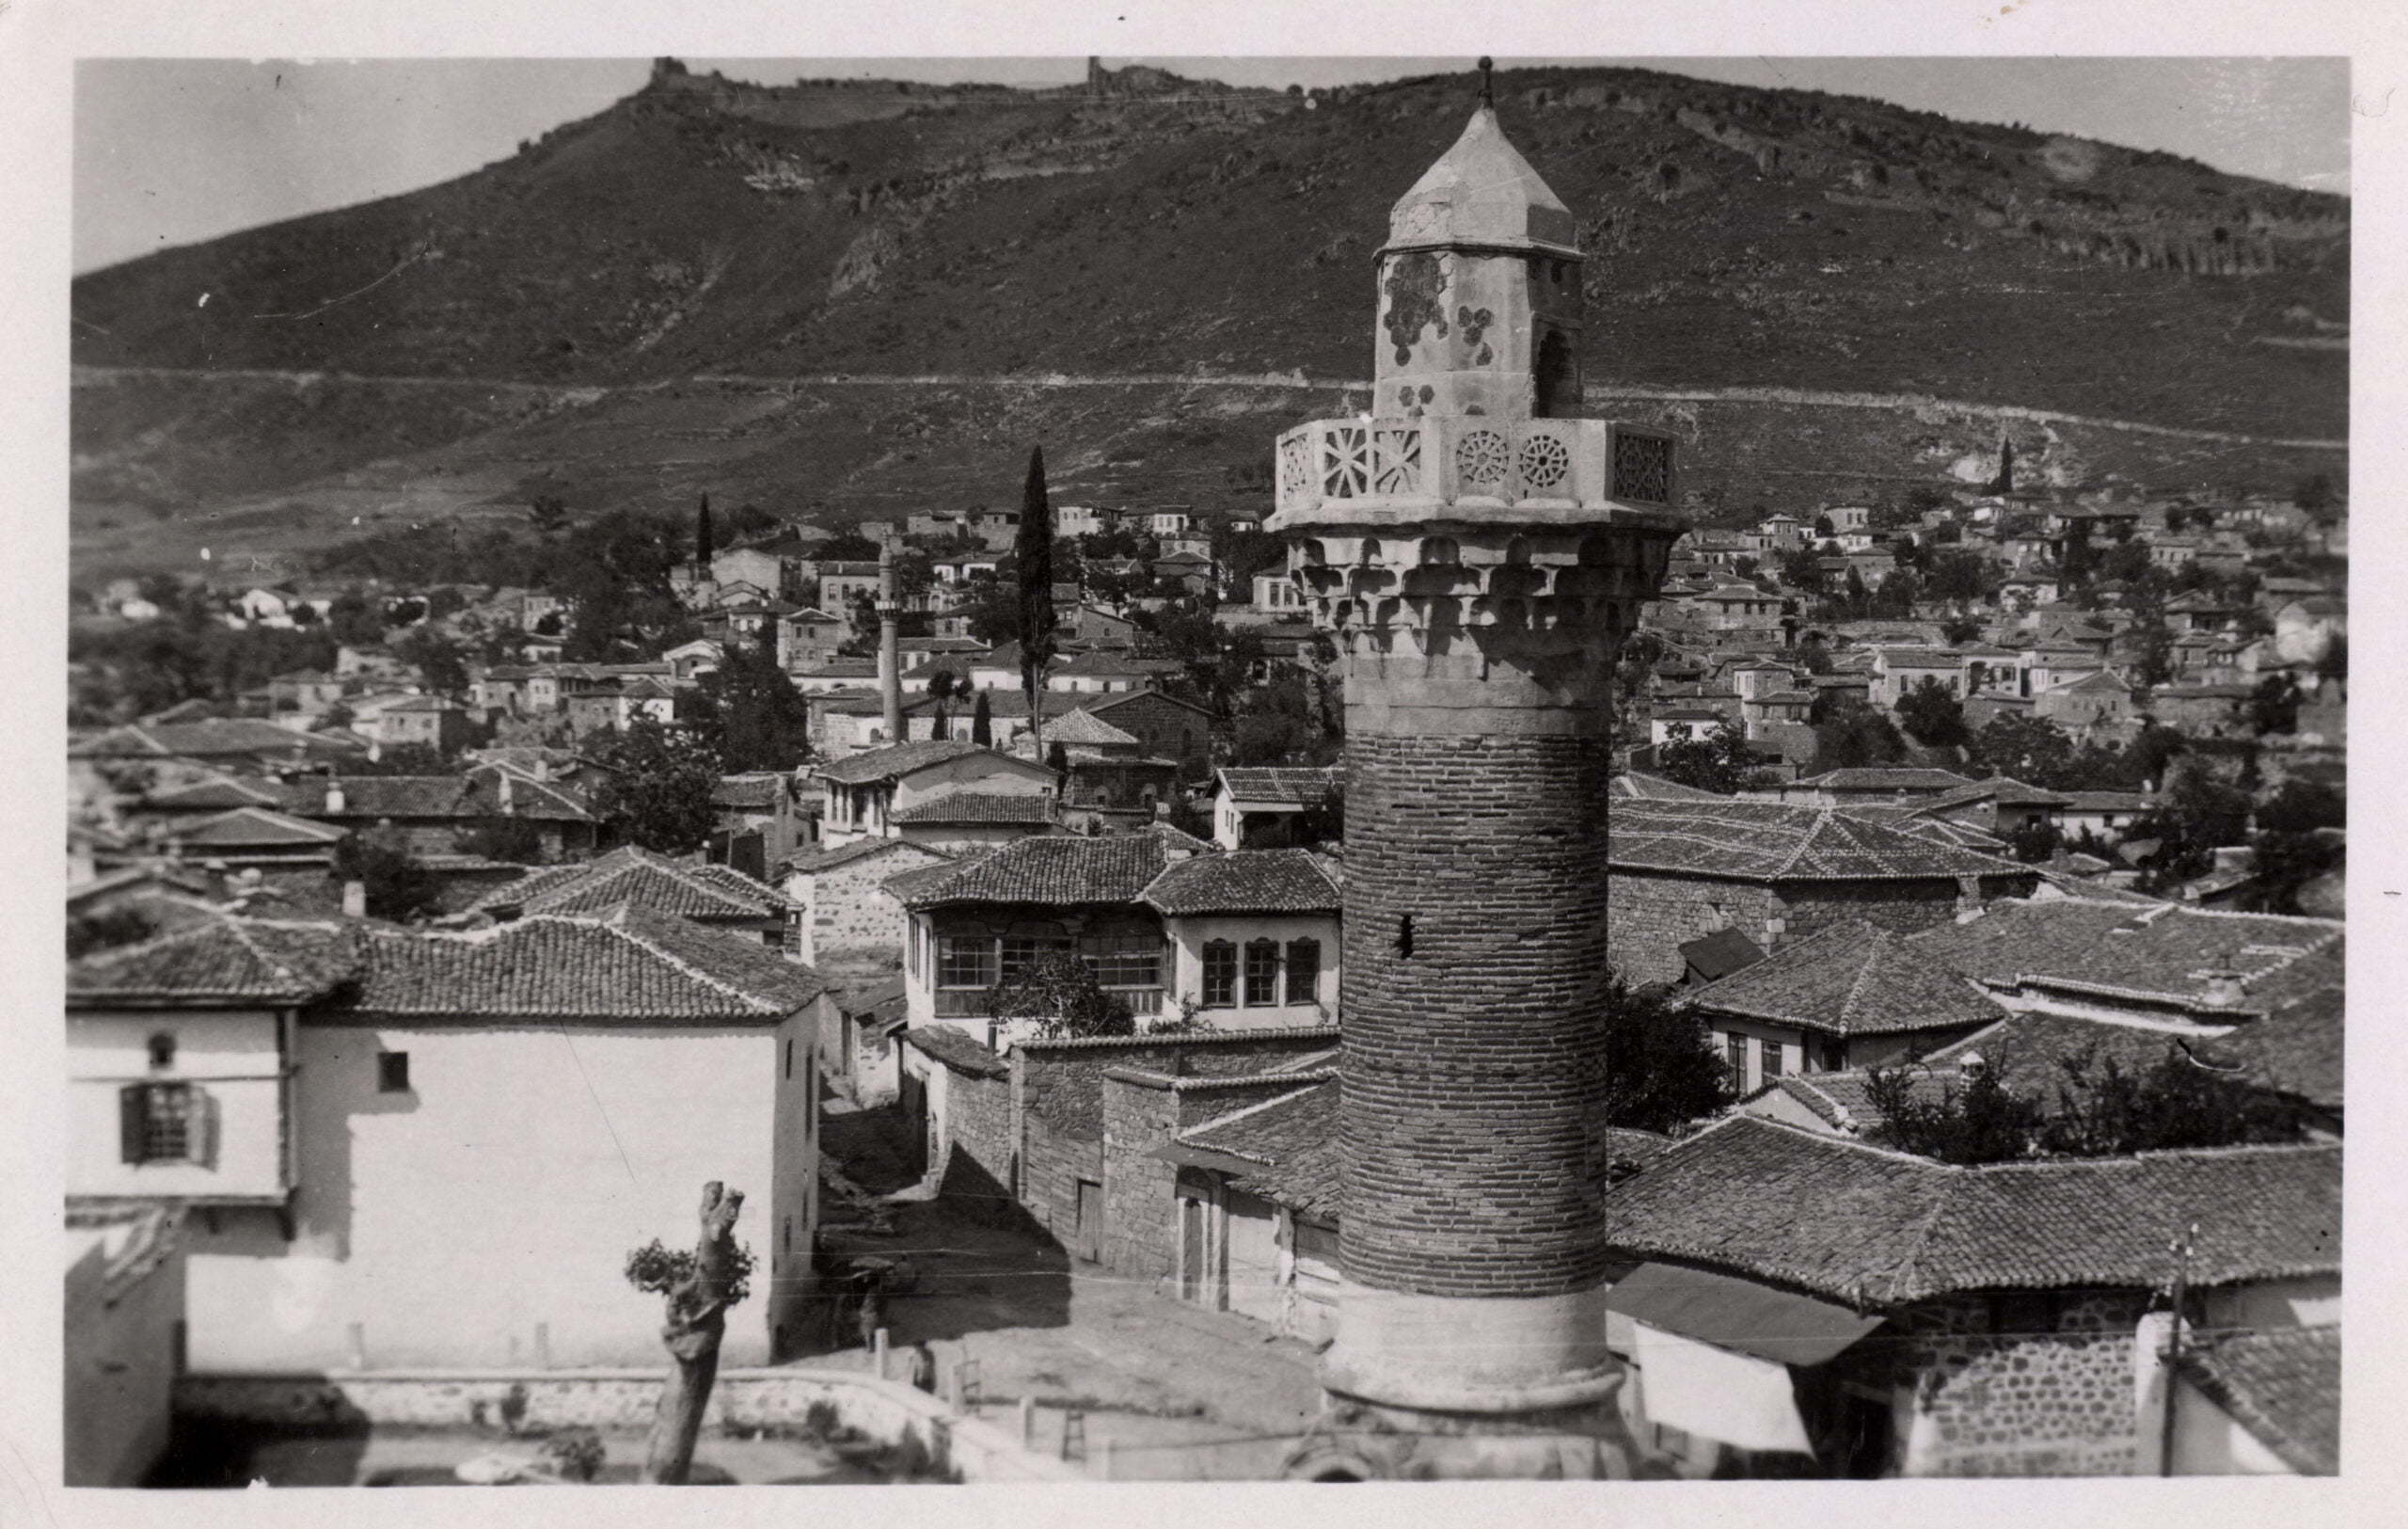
[1267,415,1682,532]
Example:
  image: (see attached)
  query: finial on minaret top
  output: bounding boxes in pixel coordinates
[1478,56,1495,108]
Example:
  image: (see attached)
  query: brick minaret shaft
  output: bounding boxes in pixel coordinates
[1269,100,1680,1423]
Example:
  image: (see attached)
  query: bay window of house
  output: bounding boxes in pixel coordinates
[938,935,998,994]
[1284,939,1321,1006]
[1244,939,1281,1008]
[1082,930,1164,1015]
[1201,940,1238,1009]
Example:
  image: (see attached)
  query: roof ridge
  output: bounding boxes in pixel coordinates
[531,908,784,1015]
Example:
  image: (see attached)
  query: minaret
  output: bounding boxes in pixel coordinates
[1268,82,1683,1475]
[877,538,904,744]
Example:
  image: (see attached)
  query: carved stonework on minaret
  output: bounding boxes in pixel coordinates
[1266,91,1684,1471]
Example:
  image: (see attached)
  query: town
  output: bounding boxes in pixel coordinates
[62,60,2342,1488]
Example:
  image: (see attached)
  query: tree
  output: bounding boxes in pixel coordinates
[686,632,812,772]
[459,816,548,865]
[1014,448,1059,761]
[1600,980,1735,1136]
[1653,723,1772,796]
[529,493,568,536]
[1940,617,1983,645]
[2292,472,2338,528]
[695,495,715,567]
[1893,677,1968,748]
[2039,1046,2307,1156]
[2316,632,2347,685]
[2248,673,2303,736]
[332,827,443,921]
[394,628,468,700]
[327,589,387,648]
[626,1182,752,1484]
[1865,1057,2046,1165]
[1809,698,1908,773]
[985,949,1134,1040]
[971,690,993,748]
[2127,762,2252,892]
[591,717,721,854]
[2006,817,2062,864]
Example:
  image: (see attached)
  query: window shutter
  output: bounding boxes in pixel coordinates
[119,1085,145,1164]
[187,1089,219,1170]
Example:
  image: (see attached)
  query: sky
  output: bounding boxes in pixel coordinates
[72,56,2352,274]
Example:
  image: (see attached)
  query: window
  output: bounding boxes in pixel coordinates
[119,1082,213,1166]
[1244,940,1281,1008]
[147,1032,176,1071]
[1761,1041,1784,1081]
[1201,941,1238,1009]
[938,936,998,990]
[1284,939,1321,1006]
[784,1038,794,1080]
[1724,1034,1748,1088]
[1083,931,1162,990]
[376,1051,410,1093]
[1001,935,1072,986]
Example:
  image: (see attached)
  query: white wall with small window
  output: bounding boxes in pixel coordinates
[1705,1017,1805,1097]
[69,1008,293,1202]
[1166,913,1339,1029]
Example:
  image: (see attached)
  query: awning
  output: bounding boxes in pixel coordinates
[1634,1323,1814,1457]
[1607,1261,1884,1367]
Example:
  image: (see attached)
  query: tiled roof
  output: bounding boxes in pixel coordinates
[71,719,366,760]
[1177,1082,1341,1219]
[1915,776,2074,814]
[475,845,787,920]
[901,1023,1009,1078]
[1047,709,1141,747]
[305,764,593,821]
[895,824,1212,909]
[888,792,1059,826]
[813,739,995,786]
[1677,927,1764,980]
[1142,849,1340,916]
[1689,920,2003,1037]
[68,912,358,1007]
[1793,768,1976,792]
[1607,772,1726,803]
[2175,1326,2340,1475]
[336,902,823,1021]
[1905,897,2343,1017]
[1608,1116,2342,1307]
[782,837,949,876]
[1217,767,1341,805]
[712,773,789,810]
[1608,800,2032,884]
[2192,987,2345,1111]
[169,806,348,849]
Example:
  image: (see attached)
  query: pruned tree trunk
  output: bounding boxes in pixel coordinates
[641,1181,744,1485]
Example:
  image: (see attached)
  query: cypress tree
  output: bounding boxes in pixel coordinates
[695,495,714,568]
[1014,448,1058,759]
[972,690,993,748]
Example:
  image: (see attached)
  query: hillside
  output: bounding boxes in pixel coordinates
[70,60,2349,581]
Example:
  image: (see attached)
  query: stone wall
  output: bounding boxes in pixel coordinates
[939,1063,1019,1224]
[1010,1028,1339,1250]
[1605,872,1782,986]
[174,1368,1084,1483]
[1098,1070,1334,1282]
[1871,1290,2150,1477]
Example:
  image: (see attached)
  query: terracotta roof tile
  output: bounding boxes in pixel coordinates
[1608,800,2033,883]
[813,739,995,785]
[895,825,1211,909]
[888,792,1060,826]
[1217,767,1341,805]
[1142,849,1340,916]
[2175,1326,2340,1474]
[68,912,358,1007]
[338,902,823,1021]
[1177,1082,1340,1219]
[475,846,787,920]
[1608,1116,2341,1307]
[1690,920,2004,1036]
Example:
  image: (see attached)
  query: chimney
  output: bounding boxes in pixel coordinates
[342,881,368,919]
[325,782,346,814]
[878,538,904,744]
[499,772,515,811]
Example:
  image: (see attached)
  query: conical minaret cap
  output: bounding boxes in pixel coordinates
[1387,104,1582,256]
